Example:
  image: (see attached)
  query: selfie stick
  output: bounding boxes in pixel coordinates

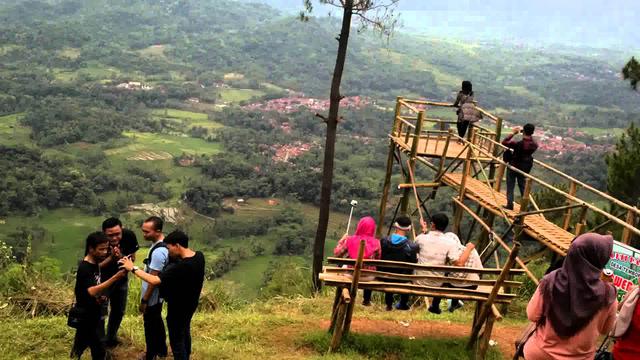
[346,199,358,235]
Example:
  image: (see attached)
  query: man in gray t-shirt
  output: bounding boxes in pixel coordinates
[140,216,170,360]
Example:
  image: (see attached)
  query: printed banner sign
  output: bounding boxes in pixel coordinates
[607,240,640,300]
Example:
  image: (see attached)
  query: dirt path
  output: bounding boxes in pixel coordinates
[316,318,521,358]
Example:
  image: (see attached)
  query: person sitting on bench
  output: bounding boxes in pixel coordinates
[443,231,483,312]
[333,216,381,306]
[414,213,475,314]
[379,215,418,311]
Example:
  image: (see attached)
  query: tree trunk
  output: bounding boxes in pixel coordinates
[311,0,354,292]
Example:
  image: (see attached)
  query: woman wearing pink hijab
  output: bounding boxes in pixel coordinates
[333,216,381,306]
[523,233,617,360]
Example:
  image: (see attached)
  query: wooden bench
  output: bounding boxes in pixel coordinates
[319,240,524,359]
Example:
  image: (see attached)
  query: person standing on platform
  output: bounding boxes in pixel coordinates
[502,124,538,210]
[453,80,482,142]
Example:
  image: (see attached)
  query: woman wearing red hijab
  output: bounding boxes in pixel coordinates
[333,216,381,306]
[524,233,617,359]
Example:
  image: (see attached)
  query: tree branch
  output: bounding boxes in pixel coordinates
[315,113,328,123]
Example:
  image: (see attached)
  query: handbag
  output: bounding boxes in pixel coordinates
[594,336,613,360]
[67,303,87,329]
[513,322,537,360]
[611,285,640,338]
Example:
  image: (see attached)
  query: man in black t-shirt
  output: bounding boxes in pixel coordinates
[120,230,205,360]
[72,232,126,360]
[100,217,139,347]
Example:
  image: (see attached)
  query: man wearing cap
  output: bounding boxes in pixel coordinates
[378,215,419,311]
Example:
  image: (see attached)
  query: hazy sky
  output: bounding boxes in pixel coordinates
[249,0,639,48]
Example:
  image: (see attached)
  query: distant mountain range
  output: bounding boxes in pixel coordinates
[248,0,640,49]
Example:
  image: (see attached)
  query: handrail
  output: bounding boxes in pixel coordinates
[460,135,640,237]
[475,132,640,218]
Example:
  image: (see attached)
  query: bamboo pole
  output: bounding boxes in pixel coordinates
[517,203,585,217]
[377,139,397,238]
[468,242,521,350]
[397,182,440,189]
[519,179,533,214]
[453,198,539,285]
[406,159,425,226]
[400,111,425,214]
[476,313,496,360]
[343,240,366,335]
[575,205,589,236]
[562,181,578,230]
[392,96,403,136]
[453,129,475,234]
[622,209,636,244]
[326,257,525,275]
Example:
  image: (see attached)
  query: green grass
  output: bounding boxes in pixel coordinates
[303,332,502,360]
[221,255,276,298]
[104,131,222,159]
[0,208,104,269]
[576,127,624,137]
[151,108,209,121]
[0,296,517,359]
[138,44,167,58]
[219,88,265,103]
[0,113,31,146]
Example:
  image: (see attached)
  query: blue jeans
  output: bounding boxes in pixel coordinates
[506,168,526,208]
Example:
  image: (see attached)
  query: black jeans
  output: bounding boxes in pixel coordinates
[105,280,128,342]
[167,310,194,360]
[144,303,168,360]
[506,168,526,208]
[71,320,106,360]
[457,121,471,139]
[431,283,478,309]
[384,293,409,308]
[363,289,372,303]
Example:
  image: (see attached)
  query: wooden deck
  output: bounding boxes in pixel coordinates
[391,134,492,160]
[442,173,573,256]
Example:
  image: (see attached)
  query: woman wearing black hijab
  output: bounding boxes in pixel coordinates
[523,233,617,359]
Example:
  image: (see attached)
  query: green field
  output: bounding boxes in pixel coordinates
[577,127,624,137]
[221,255,276,298]
[0,208,104,268]
[0,113,31,147]
[219,88,265,103]
[151,108,209,121]
[105,131,222,159]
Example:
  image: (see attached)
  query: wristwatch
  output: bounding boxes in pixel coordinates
[131,266,140,273]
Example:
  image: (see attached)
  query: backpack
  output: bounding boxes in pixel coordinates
[143,242,169,270]
[458,94,482,123]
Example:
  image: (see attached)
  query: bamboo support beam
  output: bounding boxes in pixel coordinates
[341,288,351,304]
[468,242,521,350]
[562,181,578,230]
[326,257,524,275]
[516,203,585,217]
[323,267,522,287]
[377,139,397,238]
[343,240,365,335]
[397,182,440,189]
[575,205,589,236]
[452,198,539,285]
[400,111,424,214]
[622,209,636,244]
[392,96,403,136]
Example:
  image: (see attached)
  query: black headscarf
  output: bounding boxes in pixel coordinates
[540,233,616,338]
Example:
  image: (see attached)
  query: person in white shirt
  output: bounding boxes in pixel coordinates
[414,213,475,314]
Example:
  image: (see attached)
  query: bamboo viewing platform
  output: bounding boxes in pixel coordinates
[378,96,640,284]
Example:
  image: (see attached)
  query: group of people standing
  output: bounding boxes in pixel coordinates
[70,216,205,360]
[334,212,480,313]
